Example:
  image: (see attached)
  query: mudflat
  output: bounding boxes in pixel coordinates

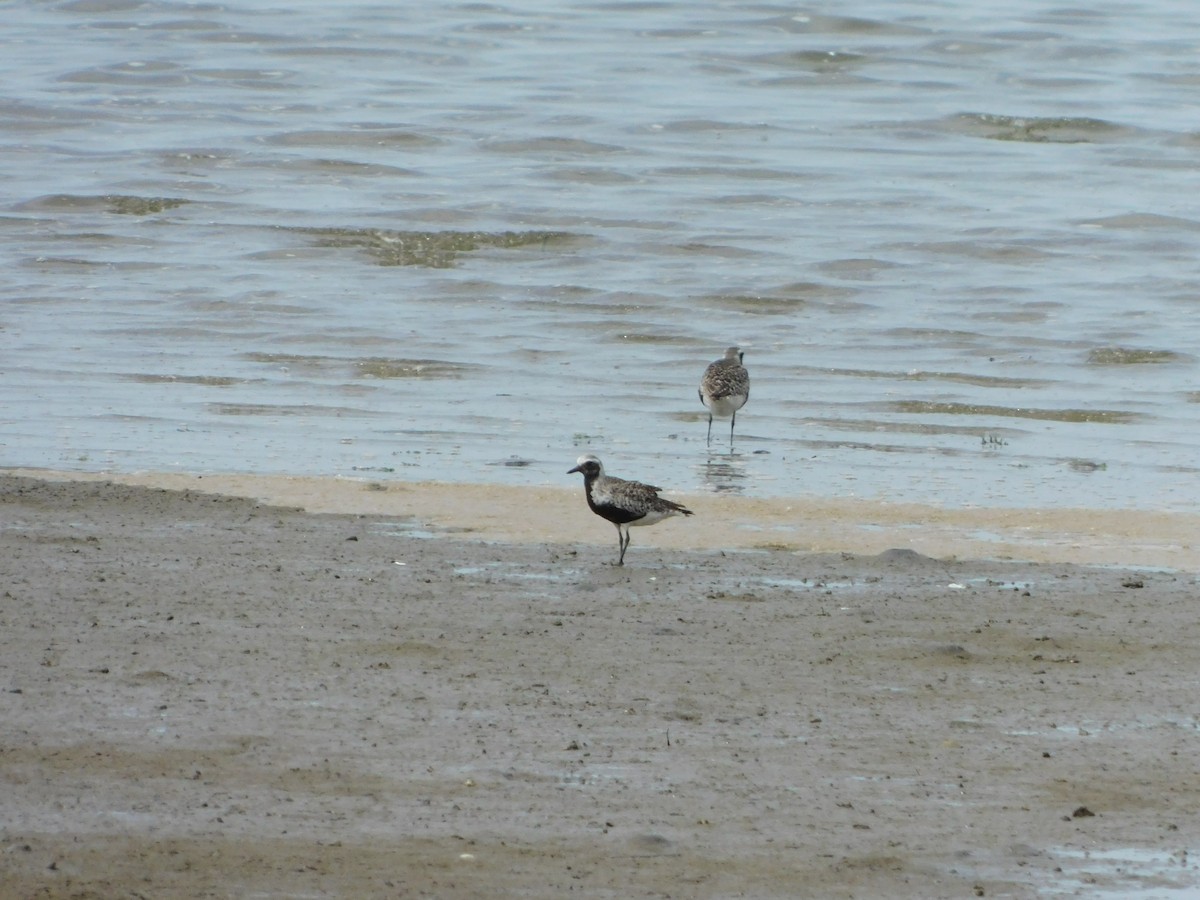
[2,472,1197,898]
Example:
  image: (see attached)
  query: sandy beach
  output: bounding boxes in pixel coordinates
[2,470,1198,898]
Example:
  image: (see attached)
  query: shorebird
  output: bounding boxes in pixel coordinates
[699,346,750,445]
[567,454,693,565]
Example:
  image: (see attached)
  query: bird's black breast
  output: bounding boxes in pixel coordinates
[588,499,644,525]
[584,480,645,525]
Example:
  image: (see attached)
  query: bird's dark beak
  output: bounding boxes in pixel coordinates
[567,464,582,475]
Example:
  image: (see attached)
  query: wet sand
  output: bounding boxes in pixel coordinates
[2,470,1199,898]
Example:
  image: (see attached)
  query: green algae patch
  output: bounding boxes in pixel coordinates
[1086,347,1185,366]
[890,401,1139,424]
[242,352,478,379]
[120,373,242,386]
[353,358,475,379]
[949,113,1132,144]
[106,195,190,215]
[293,227,577,267]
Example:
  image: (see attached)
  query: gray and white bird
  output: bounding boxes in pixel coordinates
[567,454,693,565]
[699,346,750,445]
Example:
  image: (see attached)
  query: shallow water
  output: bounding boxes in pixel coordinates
[3,0,1199,511]
[1047,846,1200,898]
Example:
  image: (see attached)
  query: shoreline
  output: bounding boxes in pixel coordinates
[6,466,1197,570]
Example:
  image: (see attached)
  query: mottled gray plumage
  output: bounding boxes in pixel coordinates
[567,454,693,565]
[699,346,750,445]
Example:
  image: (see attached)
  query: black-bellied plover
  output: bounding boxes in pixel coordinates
[699,346,749,445]
[567,454,693,565]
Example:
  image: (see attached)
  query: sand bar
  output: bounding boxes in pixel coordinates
[7,467,1199,570]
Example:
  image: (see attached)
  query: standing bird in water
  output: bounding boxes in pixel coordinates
[699,346,750,446]
[567,454,693,565]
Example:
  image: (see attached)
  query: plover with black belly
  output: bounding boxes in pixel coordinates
[567,454,693,566]
[699,346,750,445]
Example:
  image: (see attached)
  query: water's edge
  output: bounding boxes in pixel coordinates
[6,467,1196,572]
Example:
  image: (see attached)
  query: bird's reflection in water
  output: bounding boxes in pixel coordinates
[700,452,748,494]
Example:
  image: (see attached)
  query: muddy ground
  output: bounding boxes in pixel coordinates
[2,473,1198,898]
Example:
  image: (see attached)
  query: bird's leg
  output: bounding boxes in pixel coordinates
[706,413,714,445]
[730,410,736,446]
[617,527,630,565]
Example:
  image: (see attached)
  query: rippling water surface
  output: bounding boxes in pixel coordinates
[3,0,1199,510]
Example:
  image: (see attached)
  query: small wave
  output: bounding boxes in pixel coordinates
[266,128,444,150]
[1078,213,1200,231]
[747,49,874,72]
[482,137,625,155]
[208,402,383,417]
[58,60,188,87]
[757,13,927,37]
